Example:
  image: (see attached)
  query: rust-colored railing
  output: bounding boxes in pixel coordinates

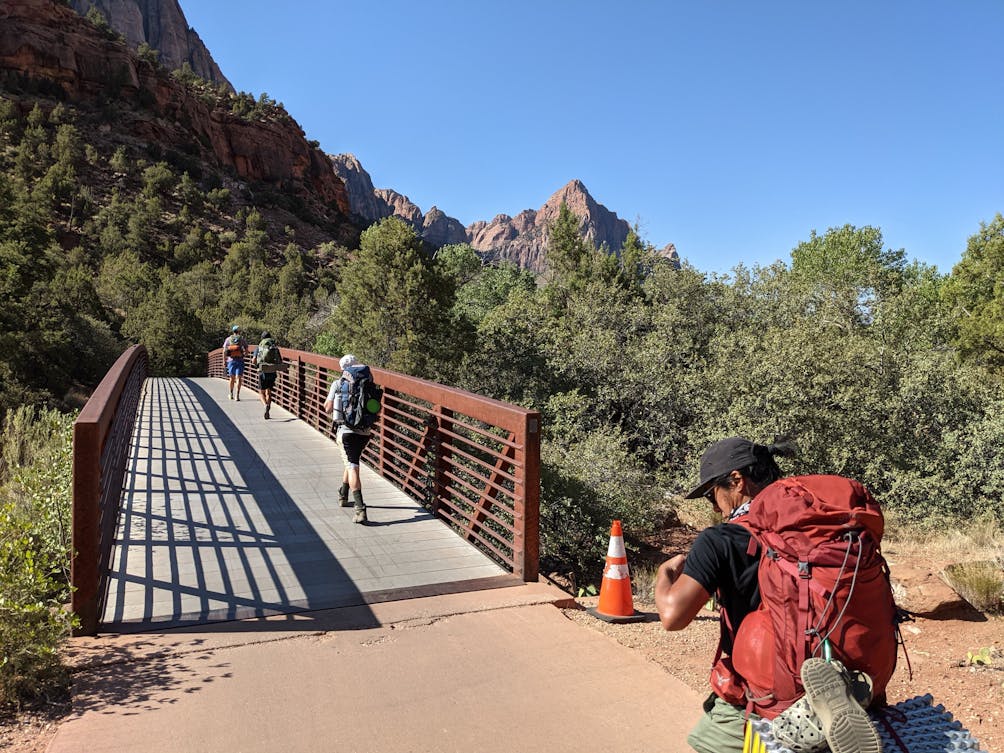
[71,344,148,636]
[209,347,541,580]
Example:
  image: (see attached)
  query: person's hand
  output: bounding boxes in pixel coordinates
[657,554,686,585]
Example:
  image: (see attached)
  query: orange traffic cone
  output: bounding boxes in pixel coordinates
[588,520,644,623]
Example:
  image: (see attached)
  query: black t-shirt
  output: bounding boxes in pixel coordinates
[682,521,760,654]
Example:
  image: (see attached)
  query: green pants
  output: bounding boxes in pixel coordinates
[687,694,749,753]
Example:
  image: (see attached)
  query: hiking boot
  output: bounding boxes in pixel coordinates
[264,407,270,419]
[351,490,366,523]
[229,392,234,400]
[800,658,882,753]
[338,483,351,507]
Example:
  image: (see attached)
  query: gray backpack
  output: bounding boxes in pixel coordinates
[256,339,282,373]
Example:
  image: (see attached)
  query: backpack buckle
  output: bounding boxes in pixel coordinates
[797,561,810,578]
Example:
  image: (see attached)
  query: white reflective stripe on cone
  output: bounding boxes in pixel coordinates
[606,535,627,558]
[603,563,630,580]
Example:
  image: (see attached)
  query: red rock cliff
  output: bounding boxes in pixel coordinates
[69,0,231,88]
[0,0,350,220]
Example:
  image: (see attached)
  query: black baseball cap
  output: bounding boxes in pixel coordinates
[684,437,758,499]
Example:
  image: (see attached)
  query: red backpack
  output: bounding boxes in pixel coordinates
[729,475,899,719]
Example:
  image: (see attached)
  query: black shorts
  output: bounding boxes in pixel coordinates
[339,430,371,467]
[259,372,277,389]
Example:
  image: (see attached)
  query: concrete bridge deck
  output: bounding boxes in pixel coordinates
[101,377,514,631]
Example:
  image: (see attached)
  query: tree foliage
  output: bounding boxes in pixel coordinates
[0,407,76,708]
[323,218,454,374]
[1,86,1002,601]
[943,213,1004,369]
[436,221,1004,578]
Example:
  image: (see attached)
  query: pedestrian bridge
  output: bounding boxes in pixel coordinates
[70,346,541,635]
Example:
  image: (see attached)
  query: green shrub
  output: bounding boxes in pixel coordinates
[141,161,176,198]
[0,407,76,709]
[539,427,663,589]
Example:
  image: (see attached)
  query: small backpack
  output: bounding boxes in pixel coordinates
[339,364,383,430]
[225,335,244,359]
[725,475,900,719]
[256,339,282,373]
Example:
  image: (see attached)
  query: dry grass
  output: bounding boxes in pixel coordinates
[630,562,660,603]
[943,560,1004,614]
[883,511,1004,563]
[882,511,1004,614]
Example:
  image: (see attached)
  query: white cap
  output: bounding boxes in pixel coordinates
[339,354,358,370]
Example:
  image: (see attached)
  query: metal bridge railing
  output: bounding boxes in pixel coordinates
[209,347,542,582]
[71,344,148,636]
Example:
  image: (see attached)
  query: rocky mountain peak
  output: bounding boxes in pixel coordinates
[70,0,231,88]
[329,154,637,272]
[468,179,631,271]
[53,4,671,272]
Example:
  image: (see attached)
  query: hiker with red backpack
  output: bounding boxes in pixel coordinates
[655,437,898,753]
[222,325,249,401]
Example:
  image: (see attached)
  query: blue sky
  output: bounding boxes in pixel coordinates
[181,1,1003,275]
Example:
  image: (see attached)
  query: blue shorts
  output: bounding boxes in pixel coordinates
[226,358,245,376]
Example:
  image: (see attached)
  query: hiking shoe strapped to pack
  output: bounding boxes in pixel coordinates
[773,662,874,753]
[800,658,882,753]
[772,696,828,753]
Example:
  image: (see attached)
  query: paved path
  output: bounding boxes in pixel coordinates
[102,377,512,631]
[51,586,704,753]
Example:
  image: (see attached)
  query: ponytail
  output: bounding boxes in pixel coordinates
[744,435,798,486]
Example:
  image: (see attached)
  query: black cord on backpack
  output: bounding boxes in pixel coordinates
[809,531,863,652]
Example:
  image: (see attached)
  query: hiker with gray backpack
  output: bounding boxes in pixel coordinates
[323,354,382,524]
[254,331,283,420]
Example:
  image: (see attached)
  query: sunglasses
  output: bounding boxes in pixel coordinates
[704,485,718,506]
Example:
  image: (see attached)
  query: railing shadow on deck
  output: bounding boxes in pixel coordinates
[99,377,381,634]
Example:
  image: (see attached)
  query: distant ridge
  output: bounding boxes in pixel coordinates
[70,0,674,271]
[330,154,653,273]
[70,0,231,89]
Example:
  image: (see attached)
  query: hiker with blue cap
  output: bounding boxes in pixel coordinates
[222,325,249,401]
